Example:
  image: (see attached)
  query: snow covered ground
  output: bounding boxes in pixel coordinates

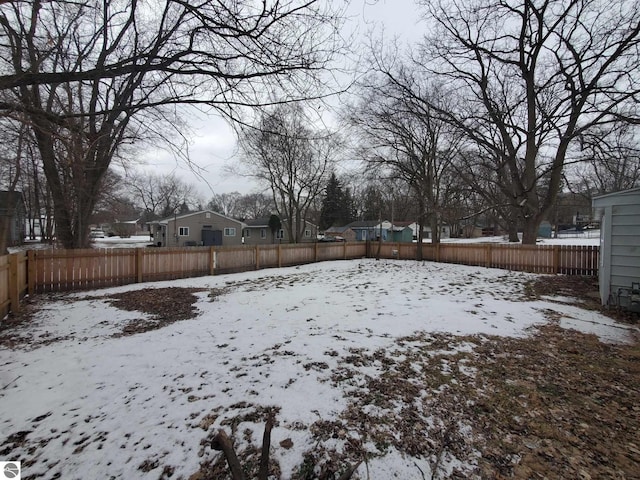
[1,259,634,479]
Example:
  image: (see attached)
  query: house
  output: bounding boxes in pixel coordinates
[243,218,273,245]
[389,224,414,242]
[0,191,26,247]
[592,187,640,311]
[149,210,245,247]
[323,225,356,242]
[405,222,451,241]
[110,218,145,237]
[347,221,390,241]
[244,217,318,244]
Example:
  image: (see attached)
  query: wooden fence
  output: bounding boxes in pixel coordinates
[373,242,599,276]
[1,242,598,317]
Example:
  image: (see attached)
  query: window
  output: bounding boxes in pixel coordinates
[245,229,251,237]
[205,212,211,219]
[276,229,284,239]
[178,227,189,236]
[305,229,311,238]
[224,227,236,236]
[260,229,266,239]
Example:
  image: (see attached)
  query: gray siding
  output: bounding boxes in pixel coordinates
[243,227,272,245]
[593,188,640,306]
[153,211,243,247]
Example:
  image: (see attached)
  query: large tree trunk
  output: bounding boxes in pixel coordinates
[521,217,541,245]
[506,219,519,243]
[430,215,440,245]
[416,198,426,261]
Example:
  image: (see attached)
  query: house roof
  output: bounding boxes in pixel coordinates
[113,218,141,224]
[592,186,640,206]
[325,225,353,234]
[245,217,318,228]
[244,217,271,227]
[347,220,382,228]
[149,210,245,226]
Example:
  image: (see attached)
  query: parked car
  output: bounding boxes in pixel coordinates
[89,230,106,239]
[319,235,345,242]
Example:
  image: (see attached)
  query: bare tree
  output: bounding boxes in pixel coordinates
[125,171,201,219]
[402,0,640,244]
[207,191,274,220]
[235,192,275,220]
[347,66,461,247]
[0,0,346,248]
[238,104,338,243]
[572,123,640,197]
[206,192,242,218]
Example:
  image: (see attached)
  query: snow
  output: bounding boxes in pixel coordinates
[1,259,635,479]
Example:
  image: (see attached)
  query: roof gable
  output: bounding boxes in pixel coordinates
[593,187,640,207]
[155,210,245,226]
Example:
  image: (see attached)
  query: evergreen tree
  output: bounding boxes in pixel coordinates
[342,187,357,225]
[319,173,346,230]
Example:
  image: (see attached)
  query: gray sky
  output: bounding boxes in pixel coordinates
[137,0,424,202]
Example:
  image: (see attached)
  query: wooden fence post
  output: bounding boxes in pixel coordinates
[485,244,492,268]
[210,246,216,275]
[343,241,347,260]
[9,253,20,313]
[314,241,318,263]
[256,244,260,270]
[136,248,144,283]
[28,249,36,295]
[553,245,560,274]
[277,243,282,268]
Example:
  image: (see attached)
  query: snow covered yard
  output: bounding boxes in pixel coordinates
[0,259,638,479]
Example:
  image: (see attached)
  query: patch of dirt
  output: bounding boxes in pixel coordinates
[0,287,209,347]
[105,287,207,336]
[526,275,639,324]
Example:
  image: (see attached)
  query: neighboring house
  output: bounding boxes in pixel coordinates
[347,221,390,241]
[149,210,244,247]
[244,218,318,244]
[397,222,452,241]
[323,225,356,242]
[280,219,318,243]
[592,187,640,311]
[243,218,273,245]
[110,218,145,237]
[389,224,414,242]
[0,191,26,247]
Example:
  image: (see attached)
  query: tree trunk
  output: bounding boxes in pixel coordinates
[507,220,519,243]
[430,215,440,245]
[521,217,541,245]
[416,197,426,261]
[0,213,11,254]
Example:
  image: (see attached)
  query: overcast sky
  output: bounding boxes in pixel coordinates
[137,0,424,202]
